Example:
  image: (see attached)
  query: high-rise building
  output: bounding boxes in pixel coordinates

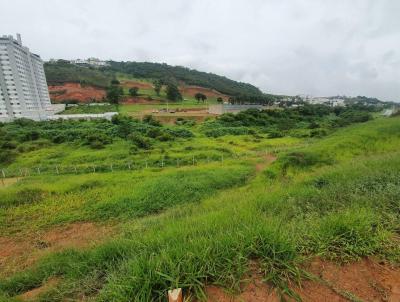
[0,34,52,122]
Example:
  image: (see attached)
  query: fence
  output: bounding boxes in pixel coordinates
[0,152,253,181]
[0,143,311,184]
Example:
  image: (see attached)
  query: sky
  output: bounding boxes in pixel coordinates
[1,0,400,102]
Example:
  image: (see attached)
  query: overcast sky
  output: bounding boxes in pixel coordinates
[1,0,400,101]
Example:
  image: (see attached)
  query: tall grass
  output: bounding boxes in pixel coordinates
[1,117,400,301]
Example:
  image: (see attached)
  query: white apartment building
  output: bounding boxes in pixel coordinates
[0,34,52,122]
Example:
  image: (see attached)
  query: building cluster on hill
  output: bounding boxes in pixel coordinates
[68,57,109,67]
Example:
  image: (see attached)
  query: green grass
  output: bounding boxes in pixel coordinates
[0,117,400,301]
[60,104,119,115]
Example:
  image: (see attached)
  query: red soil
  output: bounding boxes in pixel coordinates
[48,83,106,103]
[17,277,60,301]
[180,85,228,100]
[0,222,113,277]
[120,80,153,89]
[122,96,157,104]
[203,258,400,302]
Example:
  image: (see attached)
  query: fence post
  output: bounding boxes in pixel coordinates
[145,160,148,168]
[161,157,164,168]
[74,166,77,174]
[56,166,59,175]
[168,288,183,302]
[1,169,5,186]
[37,167,41,175]
[128,163,131,170]
[110,164,113,172]
[92,165,96,173]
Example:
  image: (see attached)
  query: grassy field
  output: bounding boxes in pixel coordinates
[0,115,399,301]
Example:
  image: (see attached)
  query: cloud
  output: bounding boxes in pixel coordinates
[1,0,399,101]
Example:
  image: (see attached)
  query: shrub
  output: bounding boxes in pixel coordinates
[280,151,333,170]
[128,134,152,149]
[84,132,112,149]
[0,188,46,208]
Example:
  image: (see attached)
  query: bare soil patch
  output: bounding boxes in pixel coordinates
[0,222,114,277]
[120,80,153,90]
[17,277,60,301]
[300,257,400,302]
[203,258,400,302]
[180,85,228,100]
[48,83,106,103]
[255,153,277,172]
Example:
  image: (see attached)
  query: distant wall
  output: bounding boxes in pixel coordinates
[208,104,266,115]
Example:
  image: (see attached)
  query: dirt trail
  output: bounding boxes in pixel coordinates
[255,153,277,172]
[17,277,60,301]
[204,258,400,302]
[0,222,113,278]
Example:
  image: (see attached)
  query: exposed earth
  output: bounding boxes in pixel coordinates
[205,258,400,302]
[0,222,114,278]
[48,83,106,103]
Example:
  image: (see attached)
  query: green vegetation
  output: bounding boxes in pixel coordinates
[44,60,113,88]
[0,108,399,301]
[201,104,374,138]
[60,104,118,115]
[107,61,262,96]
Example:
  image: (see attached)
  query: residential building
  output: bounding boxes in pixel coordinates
[0,34,52,122]
[70,57,109,67]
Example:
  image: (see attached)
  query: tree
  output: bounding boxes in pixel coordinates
[110,79,120,85]
[166,83,182,101]
[107,85,123,104]
[217,97,224,104]
[129,87,139,97]
[194,92,207,103]
[153,80,162,96]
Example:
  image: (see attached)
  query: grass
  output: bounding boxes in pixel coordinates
[0,116,400,301]
[60,104,119,114]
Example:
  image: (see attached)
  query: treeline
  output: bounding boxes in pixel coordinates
[106,61,262,96]
[44,60,113,88]
[0,116,193,165]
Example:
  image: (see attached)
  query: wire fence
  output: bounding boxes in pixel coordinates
[0,144,310,184]
[0,152,253,181]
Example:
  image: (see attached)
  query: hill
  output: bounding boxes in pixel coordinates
[44,60,263,97]
[44,60,113,88]
[106,61,262,96]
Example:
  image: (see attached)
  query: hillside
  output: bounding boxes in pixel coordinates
[44,60,113,88]
[44,60,262,97]
[1,107,400,301]
[106,61,262,96]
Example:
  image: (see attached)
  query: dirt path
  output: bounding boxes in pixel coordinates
[255,153,277,172]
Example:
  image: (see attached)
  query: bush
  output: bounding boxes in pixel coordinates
[0,188,46,208]
[205,127,252,137]
[280,151,333,170]
[268,130,284,138]
[128,134,152,149]
[84,132,112,149]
